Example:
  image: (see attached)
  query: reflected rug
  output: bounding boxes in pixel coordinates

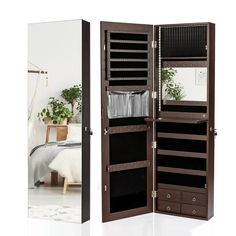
[28,205,81,223]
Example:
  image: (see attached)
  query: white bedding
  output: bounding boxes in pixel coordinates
[49,147,82,183]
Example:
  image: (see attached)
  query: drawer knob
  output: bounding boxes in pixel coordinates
[192,209,197,215]
[166,206,171,211]
[192,197,197,202]
[166,193,171,199]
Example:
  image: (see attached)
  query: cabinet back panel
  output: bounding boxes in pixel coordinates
[110,132,147,165]
[158,172,206,188]
[158,155,206,170]
[157,122,207,135]
[158,138,206,153]
[110,168,147,213]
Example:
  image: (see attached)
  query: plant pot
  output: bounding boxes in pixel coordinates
[43,117,52,125]
[60,118,68,125]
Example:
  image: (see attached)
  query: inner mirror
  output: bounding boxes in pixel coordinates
[162,67,207,101]
[28,19,90,223]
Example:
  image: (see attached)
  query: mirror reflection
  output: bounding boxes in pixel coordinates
[162,67,207,101]
[28,20,83,223]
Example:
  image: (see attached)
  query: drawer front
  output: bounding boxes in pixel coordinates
[182,192,207,206]
[158,200,181,213]
[158,189,181,202]
[181,204,207,217]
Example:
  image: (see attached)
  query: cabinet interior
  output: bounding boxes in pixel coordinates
[101,21,215,222]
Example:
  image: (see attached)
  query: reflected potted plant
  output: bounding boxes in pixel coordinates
[61,85,82,123]
[161,68,185,101]
[38,97,72,125]
[38,107,52,124]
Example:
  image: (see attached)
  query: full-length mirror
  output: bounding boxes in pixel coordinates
[162,67,207,101]
[28,19,90,223]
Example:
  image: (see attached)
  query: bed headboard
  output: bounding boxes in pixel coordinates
[45,125,68,143]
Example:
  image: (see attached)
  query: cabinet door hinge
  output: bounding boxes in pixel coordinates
[152,91,157,99]
[152,141,157,149]
[152,190,157,198]
[104,128,109,135]
[152,40,157,48]
[104,44,106,51]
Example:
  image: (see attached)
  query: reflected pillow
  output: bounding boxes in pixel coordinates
[66,124,82,142]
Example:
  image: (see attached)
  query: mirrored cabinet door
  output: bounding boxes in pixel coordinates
[28,19,90,224]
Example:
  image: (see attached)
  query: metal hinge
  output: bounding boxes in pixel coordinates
[104,128,108,135]
[104,44,106,51]
[152,91,157,99]
[152,190,157,198]
[152,40,157,48]
[104,185,107,192]
[204,184,207,189]
[152,141,157,149]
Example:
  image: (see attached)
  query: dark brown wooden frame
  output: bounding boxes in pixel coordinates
[81,20,91,223]
[101,22,154,222]
[101,21,215,222]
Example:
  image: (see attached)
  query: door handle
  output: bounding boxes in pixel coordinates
[84,126,93,135]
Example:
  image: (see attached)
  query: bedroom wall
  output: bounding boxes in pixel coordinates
[28,20,82,150]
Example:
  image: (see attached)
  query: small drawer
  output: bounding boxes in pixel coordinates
[158,189,181,202]
[158,200,180,213]
[181,204,207,217]
[182,192,207,206]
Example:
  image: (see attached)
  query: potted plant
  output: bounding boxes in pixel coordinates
[38,107,52,124]
[61,85,82,123]
[48,97,72,124]
[161,68,185,101]
[38,97,72,125]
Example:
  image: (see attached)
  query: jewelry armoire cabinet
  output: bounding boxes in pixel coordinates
[101,21,215,222]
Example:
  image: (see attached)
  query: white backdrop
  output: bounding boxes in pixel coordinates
[0,0,235,235]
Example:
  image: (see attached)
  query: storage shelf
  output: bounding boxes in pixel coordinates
[110,39,148,44]
[162,100,207,107]
[157,166,206,176]
[157,149,207,159]
[110,68,148,71]
[157,183,207,193]
[107,160,150,172]
[157,132,207,141]
[161,56,207,60]
[107,85,150,92]
[109,59,149,62]
[108,77,149,81]
[110,49,149,53]
[145,117,207,124]
[108,125,149,134]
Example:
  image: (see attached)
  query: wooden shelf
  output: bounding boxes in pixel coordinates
[110,49,148,53]
[161,56,207,60]
[108,77,148,81]
[108,124,149,134]
[157,166,206,176]
[110,39,148,44]
[157,149,207,159]
[157,183,207,194]
[145,117,207,124]
[162,100,207,106]
[109,59,148,62]
[107,85,150,92]
[157,132,207,141]
[110,68,148,71]
[107,160,150,173]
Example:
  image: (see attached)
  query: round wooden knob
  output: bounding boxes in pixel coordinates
[192,209,197,215]
[166,206,171,211]
[192,197,197,202]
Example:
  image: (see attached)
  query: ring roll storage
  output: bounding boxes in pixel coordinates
[101,21,215,222]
